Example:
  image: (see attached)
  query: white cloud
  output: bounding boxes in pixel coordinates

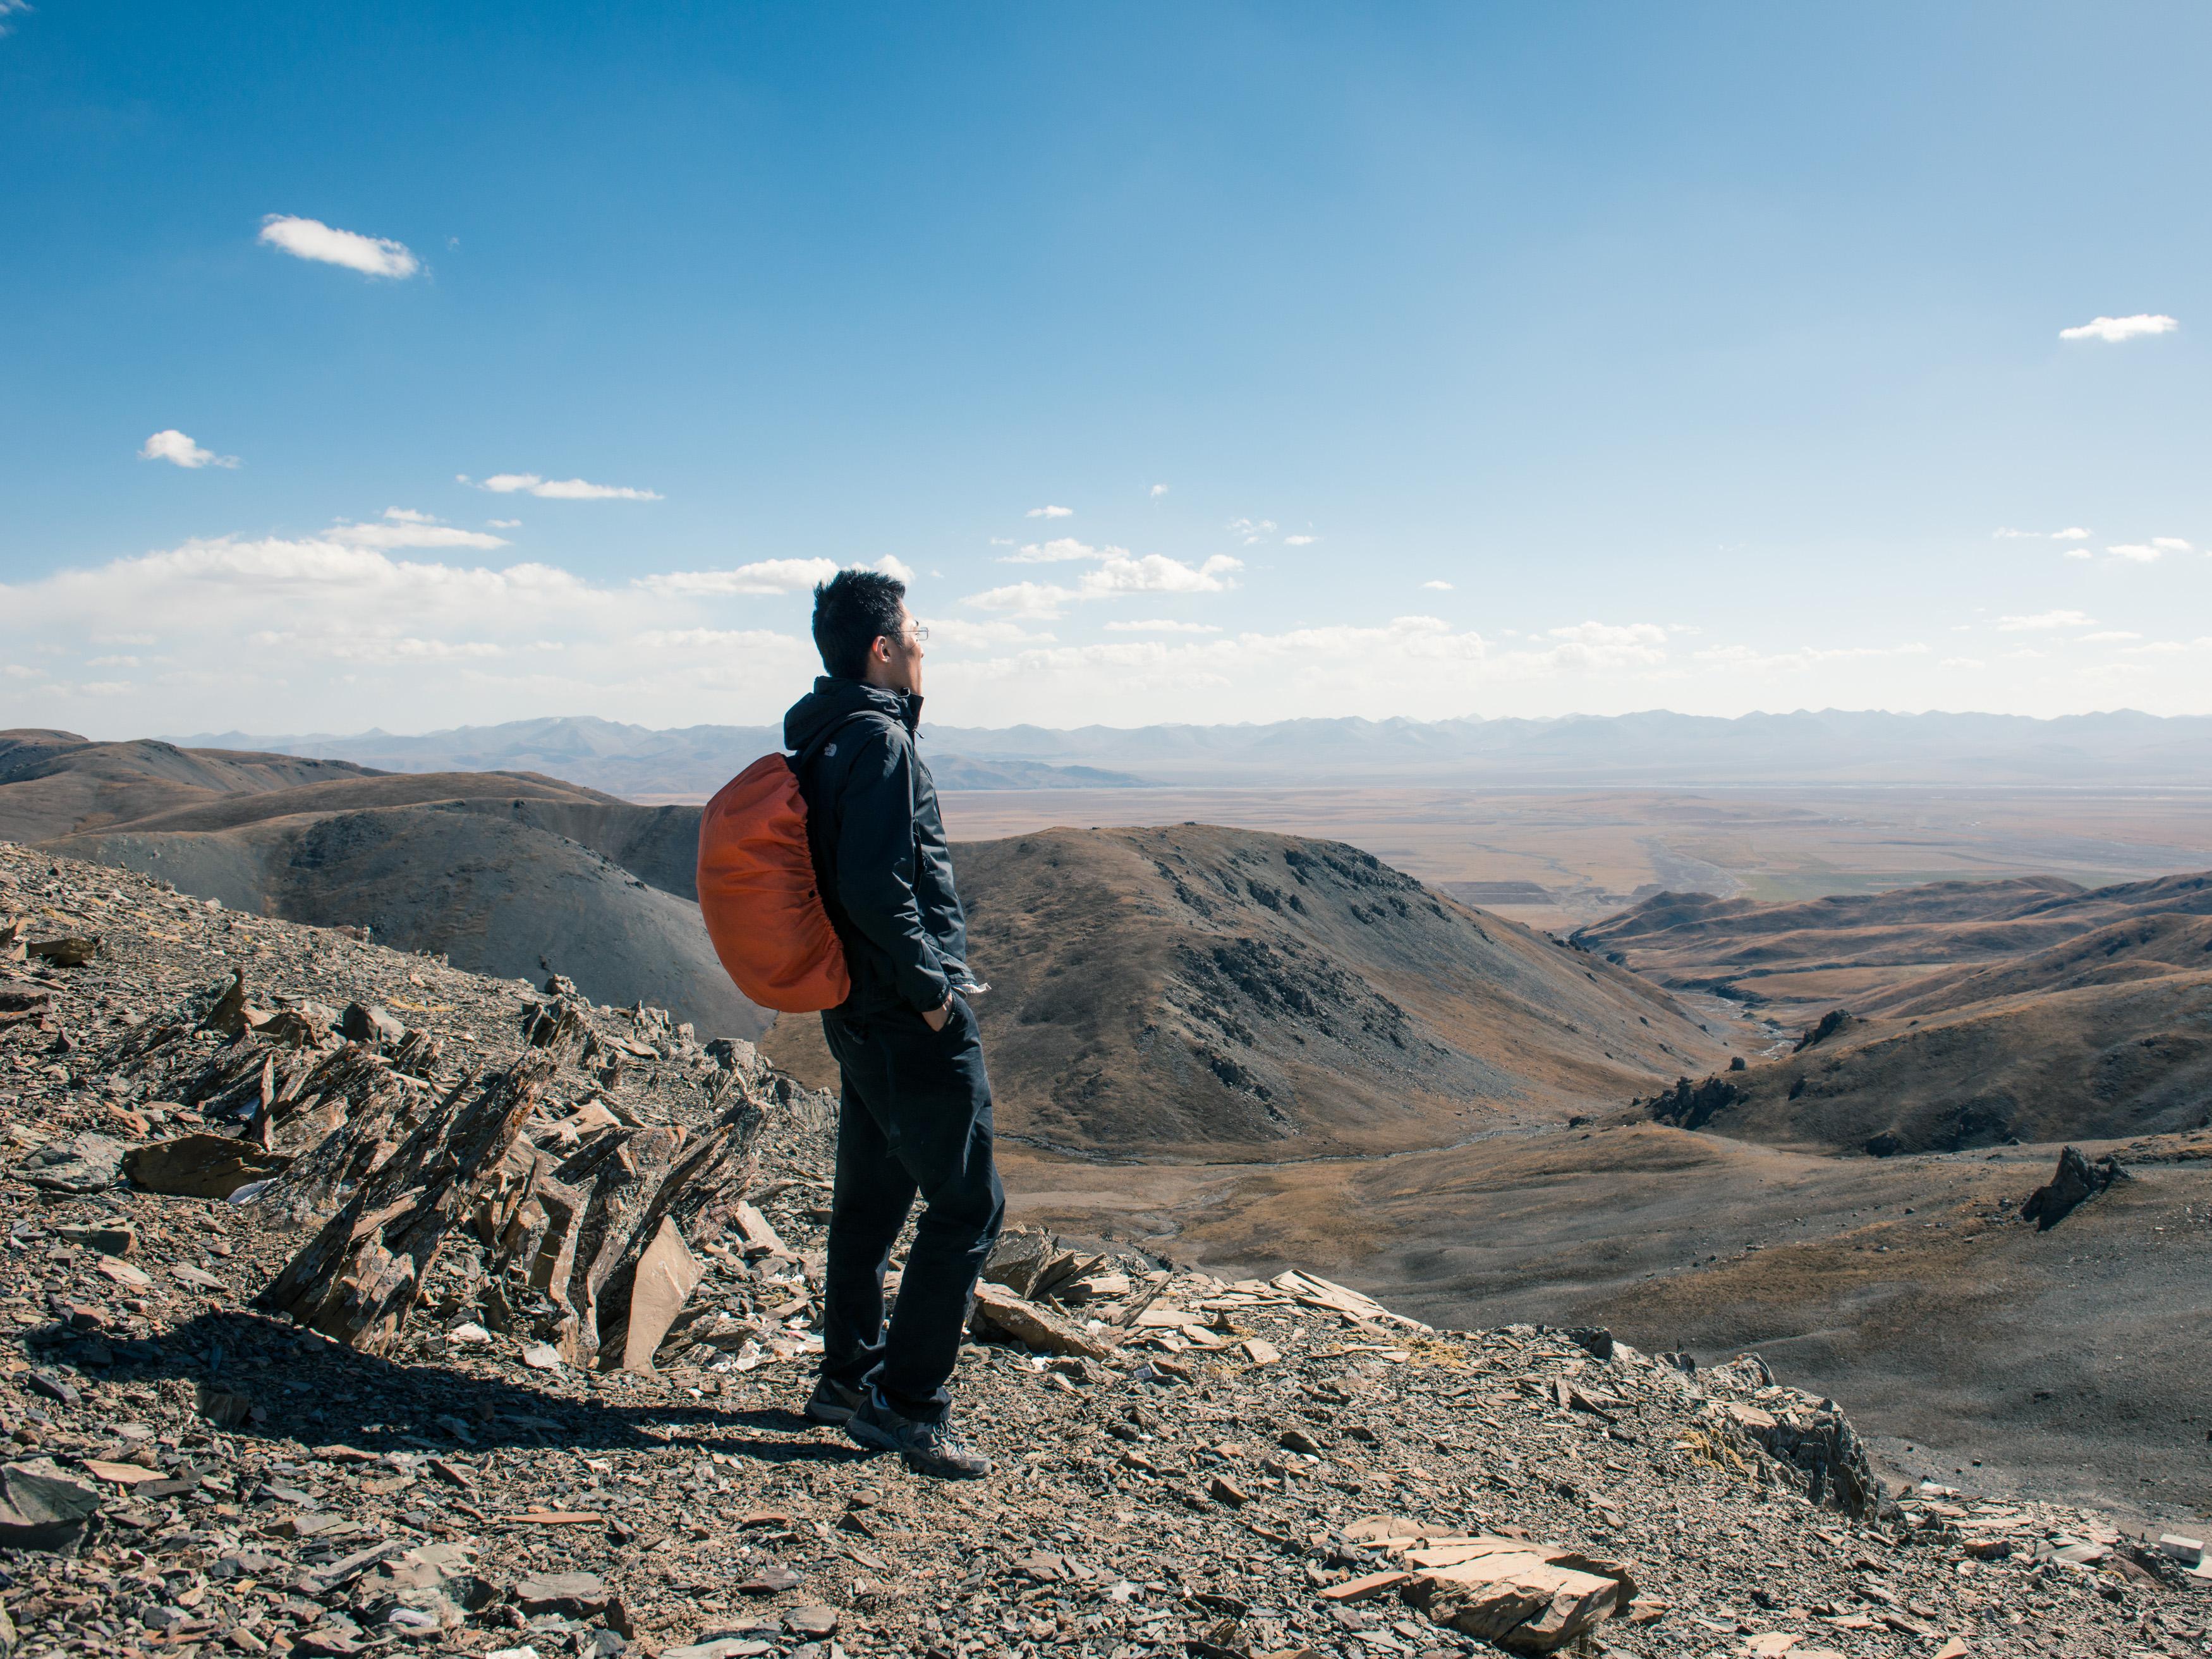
[139,430,238,470]
[1227,517,1277,545]
[2063,547,2094,561]
[640,558,837,597]
[460,472,663,501]
[916,617,1055,650]
[2082,631,2142,642]
[15,513,2209,730]
[628,627,797,653]
[2104,540,2190,562]
[2053,527,2091,541]
[257,215,419,279]
[1002,537,1101,564]
[1284,534,1317,546]
[326,511,509,552]
[2058,313,2178,343]
[638,553,909,598]
[1083,553,1242,595]
[0,530,833,731]
[1995,526,2093,541]
[959,581,1071,619]
[964,552,1241,618]
[1694,641,1928,672]
[1550,621,1666,647]
[1995,609,2095,631]
[1026,505,1073,519]
[1420,580,1454,592]
[928,613,1684,718]
[1149,484,1169,499]
[487,518,521,529]
[0,1,31,39]
[25,538,597,617]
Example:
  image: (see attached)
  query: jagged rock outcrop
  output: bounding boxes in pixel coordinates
[2021,1145,2129,1230]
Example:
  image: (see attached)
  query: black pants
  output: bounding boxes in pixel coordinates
[817,992,1004,1421]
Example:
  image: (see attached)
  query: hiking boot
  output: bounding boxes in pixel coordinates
[846,1390,992,1478]
[803,1376,867,1425]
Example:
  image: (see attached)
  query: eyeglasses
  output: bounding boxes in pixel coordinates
[908,625,930,642]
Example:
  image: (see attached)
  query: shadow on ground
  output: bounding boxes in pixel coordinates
[44,1306,872,1469]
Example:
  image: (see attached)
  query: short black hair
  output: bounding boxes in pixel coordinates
[811,567,908,679]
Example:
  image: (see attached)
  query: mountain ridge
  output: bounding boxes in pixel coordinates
[167,706,2212,796]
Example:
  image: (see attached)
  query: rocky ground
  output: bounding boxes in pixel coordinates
[2,843,2209,1659]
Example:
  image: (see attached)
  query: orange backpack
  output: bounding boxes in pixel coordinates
[696,750,851,1012]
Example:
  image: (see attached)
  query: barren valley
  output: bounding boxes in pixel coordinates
[940,786,2212,933]
[9,727,2212,1542]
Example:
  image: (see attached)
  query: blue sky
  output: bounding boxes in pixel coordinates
[4,1,2209,734]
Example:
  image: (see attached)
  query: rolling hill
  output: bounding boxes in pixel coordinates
[765,822,1734,1159]
[2,729,768,1040]
[1576,869,2212,1156]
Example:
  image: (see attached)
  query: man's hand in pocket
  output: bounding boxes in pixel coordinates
[921,994,953,1032]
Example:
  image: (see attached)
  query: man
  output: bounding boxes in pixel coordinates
[784,567,1002,1479]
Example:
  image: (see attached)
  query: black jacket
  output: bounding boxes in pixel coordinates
[784,677,973,1017]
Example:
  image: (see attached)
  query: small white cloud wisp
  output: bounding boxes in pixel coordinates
[459,473,664,501]
[257,216,420,279]
[1025,505,1074,519]
[640,553,912,597]
[139,430,239,470]
[2058,314,2179,343]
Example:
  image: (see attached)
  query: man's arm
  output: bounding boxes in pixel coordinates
[832,724,953,1017]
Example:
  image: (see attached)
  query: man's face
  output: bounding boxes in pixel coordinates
[871,602,925,695]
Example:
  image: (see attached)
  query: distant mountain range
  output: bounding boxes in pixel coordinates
[171,718,1148,798]
[171,708,2212,798]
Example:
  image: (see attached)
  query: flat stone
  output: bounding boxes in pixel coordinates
[784,1606,837,1637]
[20,1133,125,1194]
[56,1222,137,1256]
[97,1253,152,1287]
[621,1214,703,1373]
[124,1133,293,1200]
[736,1564,802,1595]
[28,935,99,968]
[0,1459,106,1550]
[970,1280,1109,1359]
[514,1572,611,1617]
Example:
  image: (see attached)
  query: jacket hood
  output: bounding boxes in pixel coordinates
[784,676,922,753]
